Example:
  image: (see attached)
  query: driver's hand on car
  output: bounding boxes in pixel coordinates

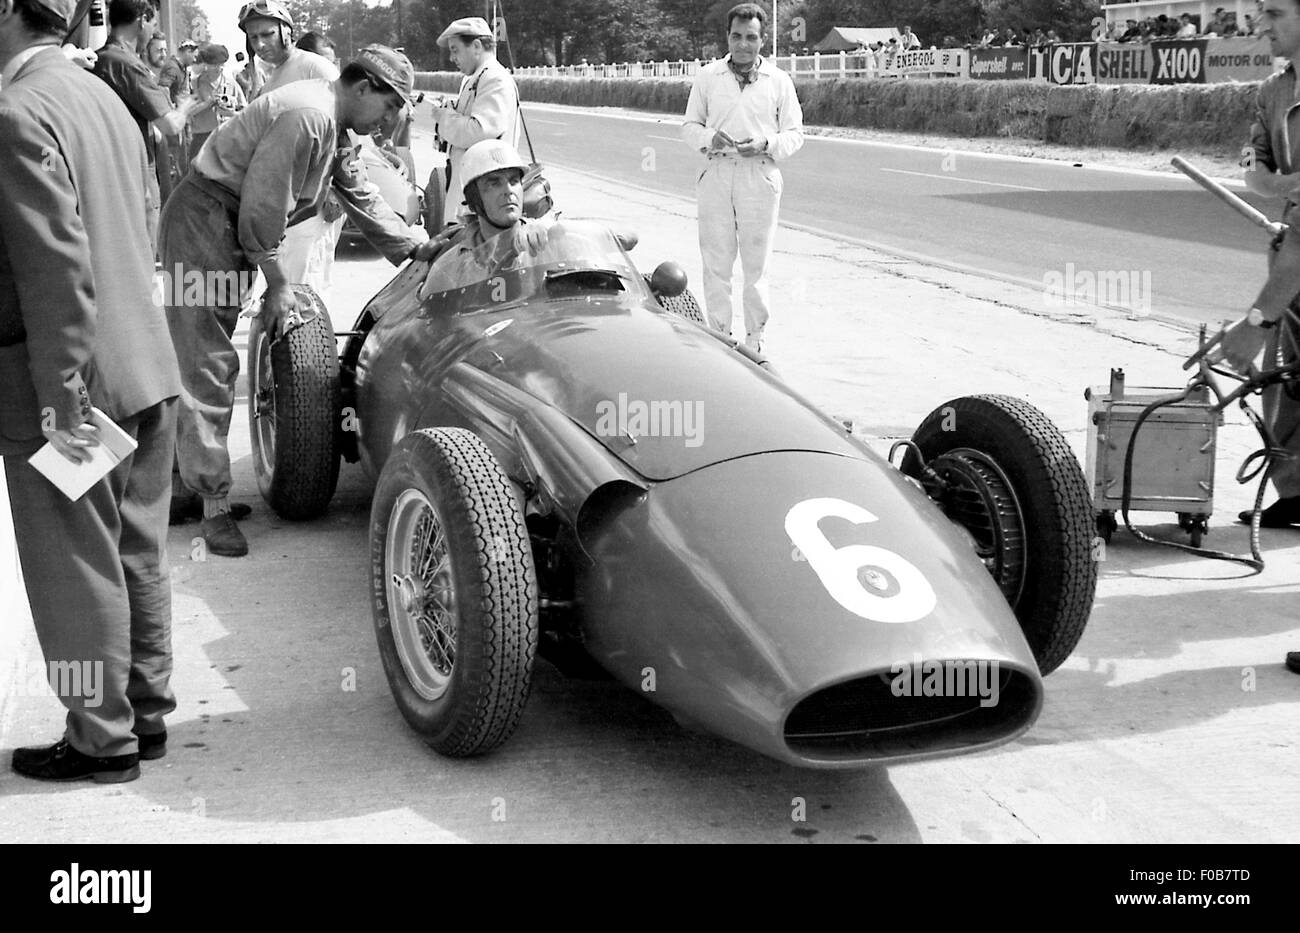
[512,221,551,256]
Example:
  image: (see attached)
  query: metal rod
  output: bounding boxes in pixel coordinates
[1171,155,1285,237]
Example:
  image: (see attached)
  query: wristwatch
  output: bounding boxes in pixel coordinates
[1247,307,1278,329]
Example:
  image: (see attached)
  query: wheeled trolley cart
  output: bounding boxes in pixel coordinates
[1085,368,1220,546]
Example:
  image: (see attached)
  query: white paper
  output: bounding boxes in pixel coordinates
[27,407,138,502]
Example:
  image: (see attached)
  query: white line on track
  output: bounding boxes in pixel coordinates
[880,167,1048,191]
[647,135,680,142]
[530,118,568,125]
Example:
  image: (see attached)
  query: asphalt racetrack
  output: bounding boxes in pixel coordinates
[453,102,1271,330]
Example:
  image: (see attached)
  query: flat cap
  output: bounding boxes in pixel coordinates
[437,16,493,49]
[351,44,416,104]
[29,0,76,29]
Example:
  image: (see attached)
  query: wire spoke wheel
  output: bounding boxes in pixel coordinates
[371,428,538,757]
[387,490,458,699]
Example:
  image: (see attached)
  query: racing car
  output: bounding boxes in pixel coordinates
[246,218,1097,769]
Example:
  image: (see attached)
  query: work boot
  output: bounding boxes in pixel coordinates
[201,512,249,557]
[135,729,167,761]
[12,739,140,784]
[170,493,251,525]
[1237,496,1300,527]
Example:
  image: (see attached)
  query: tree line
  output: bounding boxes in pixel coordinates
[174,0,1103,71]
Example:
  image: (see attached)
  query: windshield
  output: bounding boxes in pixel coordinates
[418,219,644,308]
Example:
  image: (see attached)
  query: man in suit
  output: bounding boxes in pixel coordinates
[432,16,521,226]
[0,0,183,782]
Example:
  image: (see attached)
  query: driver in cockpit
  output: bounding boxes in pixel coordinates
[422,138,554,283]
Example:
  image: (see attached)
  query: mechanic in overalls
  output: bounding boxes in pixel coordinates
[1210,0,1300,672]
[235,0,344,307]
[160,46,435,558]
[431,16,521,226]
[681,2,803,353]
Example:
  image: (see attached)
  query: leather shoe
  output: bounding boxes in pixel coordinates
[1237,496,1300,527]
[1286,652,1300,674]
[135,730,166,761]
[170,494,251,526]
[201,512,249,557]
[11,739,139,784]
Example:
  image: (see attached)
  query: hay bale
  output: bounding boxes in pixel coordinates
[417,68,1262,159]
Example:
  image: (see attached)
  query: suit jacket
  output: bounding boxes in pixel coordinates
[0,47,180,457]
[440,57,521,224]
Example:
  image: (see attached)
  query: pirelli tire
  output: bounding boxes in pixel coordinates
[370,428,539,758]
[247,295,342,521]
[909,394,1097,675]
[658,287,712,329]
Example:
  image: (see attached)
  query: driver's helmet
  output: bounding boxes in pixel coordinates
[461,139,529,199]
[239,0,294,31]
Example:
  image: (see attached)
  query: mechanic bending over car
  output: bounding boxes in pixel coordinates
[419,139,555,289]
[160,45,443,559]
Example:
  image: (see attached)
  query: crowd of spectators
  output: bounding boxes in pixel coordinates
[968,8,1256,47]
[1107,8,1255,42]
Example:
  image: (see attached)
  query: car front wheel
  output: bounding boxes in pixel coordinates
[370,428,538,757]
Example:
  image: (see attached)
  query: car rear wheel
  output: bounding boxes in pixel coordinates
[247,289,341,520]
[907,394,1097,675]
[370,428,538,757]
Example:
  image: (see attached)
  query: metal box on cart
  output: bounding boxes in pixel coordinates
[1085,369,1219,546]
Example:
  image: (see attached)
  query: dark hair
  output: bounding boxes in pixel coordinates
[297,31,336,56]
[14,0,68,37]
[147,32,166,47]
[449,32,495,52]
[726,3,766,33]
[339,62,403,104]
[108,0,157,29]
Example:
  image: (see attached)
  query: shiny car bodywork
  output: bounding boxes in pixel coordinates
[327,219,1086,768]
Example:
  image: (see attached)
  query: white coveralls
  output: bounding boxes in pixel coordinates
[682,56,804,346]
[436,57,521,225]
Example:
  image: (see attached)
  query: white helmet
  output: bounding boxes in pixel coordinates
[461,139,529,199]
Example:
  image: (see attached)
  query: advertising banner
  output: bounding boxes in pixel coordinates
[1045,42,1099,84]
[968,47,1029,80]
[1203,36,1280,83]
[896,47,968,77]
[1096,42,1150,84]
[1150,39,1207,84]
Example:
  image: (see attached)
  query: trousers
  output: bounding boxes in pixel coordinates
[5,398,178,757]
[1263,317,1300,497]
[696,156,783,340]
[159,173,251,500]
